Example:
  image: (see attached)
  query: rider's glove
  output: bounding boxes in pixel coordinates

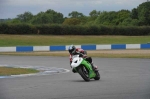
[79,53,83,57]
[79,53,87,58]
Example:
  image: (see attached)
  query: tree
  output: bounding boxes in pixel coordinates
[89,10,101,17]
[8,18,21,24]
[45,9,64,23]
[120,18,139,26]
[68,11,84,18]
[95,11,118,25]
[116,10,131,24]
[89,10,101,21]
[95,10,131,26]
[31,12,53,24]
[17,11,33,23]
[31,9,64,24]
[63,18,81,25]
[131,8,138,19]
[137,2,150,25]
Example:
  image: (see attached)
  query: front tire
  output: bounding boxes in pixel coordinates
[78,66,90,82]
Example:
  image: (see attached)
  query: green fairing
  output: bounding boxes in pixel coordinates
[81,59,96,78]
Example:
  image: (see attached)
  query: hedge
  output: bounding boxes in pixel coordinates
[0,23,150,35]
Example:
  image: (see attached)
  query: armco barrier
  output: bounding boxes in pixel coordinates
[0,44,150,52]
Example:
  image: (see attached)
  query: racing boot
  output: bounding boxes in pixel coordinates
[91,62,98,71]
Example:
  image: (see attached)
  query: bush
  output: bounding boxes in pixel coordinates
[0,23,150,35]
[0,23,36,34]
[36,24,62,35]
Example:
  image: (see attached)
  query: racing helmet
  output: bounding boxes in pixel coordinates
[68,45,76,54]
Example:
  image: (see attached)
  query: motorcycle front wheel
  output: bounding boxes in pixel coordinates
[78,66,90,82]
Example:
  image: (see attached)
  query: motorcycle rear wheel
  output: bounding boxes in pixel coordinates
[78,66,90,82]
[94,71,100,80]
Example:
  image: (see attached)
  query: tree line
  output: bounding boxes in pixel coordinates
[0,1,149,26]
[0,1,150,36]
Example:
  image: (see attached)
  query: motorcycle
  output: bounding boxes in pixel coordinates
[71,55,100,81]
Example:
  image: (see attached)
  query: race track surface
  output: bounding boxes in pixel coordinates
[0,56,150,99]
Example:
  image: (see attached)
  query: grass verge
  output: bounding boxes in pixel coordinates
[0,67,39,76]
[0,34,150,46]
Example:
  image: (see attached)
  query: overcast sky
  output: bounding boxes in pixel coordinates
[0,0,147,19]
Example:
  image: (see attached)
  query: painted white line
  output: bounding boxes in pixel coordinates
[0,65,70,78]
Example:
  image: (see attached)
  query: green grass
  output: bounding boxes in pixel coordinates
[0,34,150,46]
[0,67,39,76]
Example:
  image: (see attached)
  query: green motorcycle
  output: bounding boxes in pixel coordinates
[71,55,100,81]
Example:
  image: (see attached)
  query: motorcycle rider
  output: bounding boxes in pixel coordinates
[68,45,98,73]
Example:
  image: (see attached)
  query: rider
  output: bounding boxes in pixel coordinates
[68,45,98,73]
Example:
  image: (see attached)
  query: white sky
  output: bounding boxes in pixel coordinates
[0,0,147,19]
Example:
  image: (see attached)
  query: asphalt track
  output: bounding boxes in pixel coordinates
[0,56,150,99]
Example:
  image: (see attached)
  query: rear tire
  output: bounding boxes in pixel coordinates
[78,66,90,82]
[94,71,100,80]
